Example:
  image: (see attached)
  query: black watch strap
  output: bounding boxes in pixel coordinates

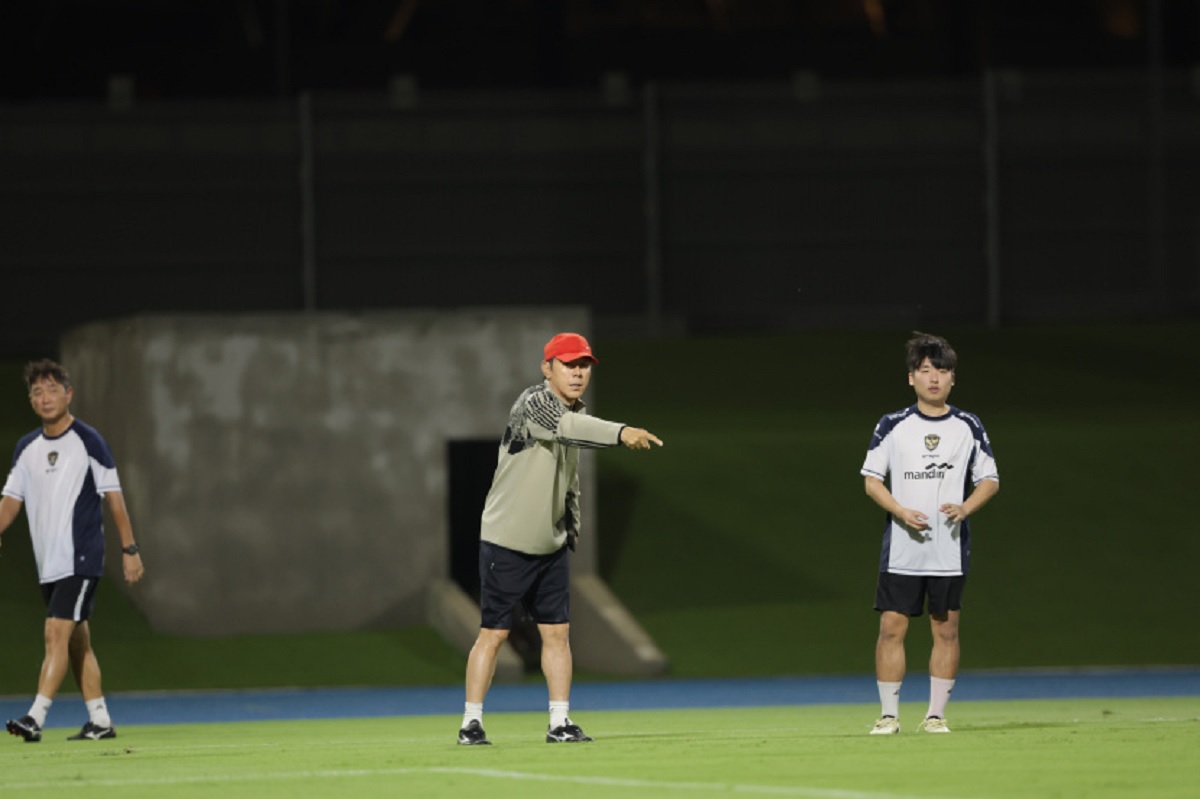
[122,543,139,555]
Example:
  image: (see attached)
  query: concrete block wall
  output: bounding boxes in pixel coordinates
[61,309,601,635]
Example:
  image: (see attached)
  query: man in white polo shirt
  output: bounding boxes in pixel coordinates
[457,332,663,746]
[0,359,144,743]
[861,332,999,735]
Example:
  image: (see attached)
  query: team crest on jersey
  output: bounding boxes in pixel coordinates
[924,434,940,451]
[47,451,59,466]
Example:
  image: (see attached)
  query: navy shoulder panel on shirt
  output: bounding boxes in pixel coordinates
[866,405,917,451]
[949,407,993,454]
[70,420,116,468]
[11,429,41,467]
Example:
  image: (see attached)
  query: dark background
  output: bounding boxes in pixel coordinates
[2,0,1198,356]
[3,1,1199,100]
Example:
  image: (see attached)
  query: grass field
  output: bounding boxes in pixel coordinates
[3,698,1198,798]
[594,321,1200,674]
[0,324,1197,798]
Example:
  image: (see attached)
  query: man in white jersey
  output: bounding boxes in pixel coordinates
[0,359,145,743]
[860,332,999,735]
[457,333,663,746]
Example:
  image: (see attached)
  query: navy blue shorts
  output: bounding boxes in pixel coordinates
[874,572,965,618]
[41,575,100,622]
[478,541,570,630]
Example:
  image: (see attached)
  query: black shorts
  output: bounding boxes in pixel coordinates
[874,572,965,618]
[478,541,570,630]
[41,575,100,622]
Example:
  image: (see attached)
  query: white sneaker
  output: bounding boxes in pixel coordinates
[870,716,900,735]
[917,716,951,733]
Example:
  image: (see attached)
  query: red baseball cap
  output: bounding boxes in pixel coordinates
[543,332,598,364]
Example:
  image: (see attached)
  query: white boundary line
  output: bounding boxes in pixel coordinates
[431,767,937,798]
[1,765,942,799]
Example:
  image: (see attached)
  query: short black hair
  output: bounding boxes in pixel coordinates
[905,331,957,372]
[23,359,72,392]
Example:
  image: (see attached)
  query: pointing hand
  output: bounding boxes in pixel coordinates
[620,427,663,450]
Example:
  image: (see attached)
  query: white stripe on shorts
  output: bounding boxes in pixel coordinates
[73,579,91,621]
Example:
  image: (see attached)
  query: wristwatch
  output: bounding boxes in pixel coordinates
[122,543,140,555]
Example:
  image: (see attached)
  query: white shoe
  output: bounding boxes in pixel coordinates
[917,716,951,733]
[870,716,900,735]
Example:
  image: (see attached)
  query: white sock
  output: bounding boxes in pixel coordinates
[86,697,112,728]
[462,702,483,729]
[877,681,902,718]
[927,676,955,719]
[28,694,53,727]
[549,700,570,729]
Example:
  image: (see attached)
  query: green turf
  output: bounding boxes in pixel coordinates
[593,321,1200,674]
[1,321,1198,691]
[2,699,1197,798]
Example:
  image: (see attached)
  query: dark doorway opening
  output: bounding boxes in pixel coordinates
[446,438,541,671]
[447,439,496,600]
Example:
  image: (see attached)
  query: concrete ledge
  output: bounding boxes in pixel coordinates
[426,578,523,683]
[427,575,668,679]
[570,574,669,676]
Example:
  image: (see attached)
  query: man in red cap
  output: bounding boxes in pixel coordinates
[458,332,662,746]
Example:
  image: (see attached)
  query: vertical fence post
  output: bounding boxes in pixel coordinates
[299,91,317,312]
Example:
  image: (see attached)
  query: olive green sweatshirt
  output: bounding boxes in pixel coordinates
[479,381,624,555]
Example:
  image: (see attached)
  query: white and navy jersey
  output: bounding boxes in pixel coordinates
[861,405,999,576]
[2,420,121,583]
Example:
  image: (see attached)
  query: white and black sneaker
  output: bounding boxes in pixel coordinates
[870,716,901,735]
[68,721,117,740]
[457,719,491,746]
[6,715,43,743]
[546,720,593,743]
[916,716,951,733]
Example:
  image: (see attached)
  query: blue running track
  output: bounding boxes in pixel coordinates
[3,667,1198,729]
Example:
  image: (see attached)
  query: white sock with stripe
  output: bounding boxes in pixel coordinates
[86,696,112,728]
[28,694,53,727]
[462,702,483,729]
[877,681,902,718]
[549,700,570,729]
[927,676,955,719]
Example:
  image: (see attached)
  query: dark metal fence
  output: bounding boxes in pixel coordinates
[2,69,1197,355]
